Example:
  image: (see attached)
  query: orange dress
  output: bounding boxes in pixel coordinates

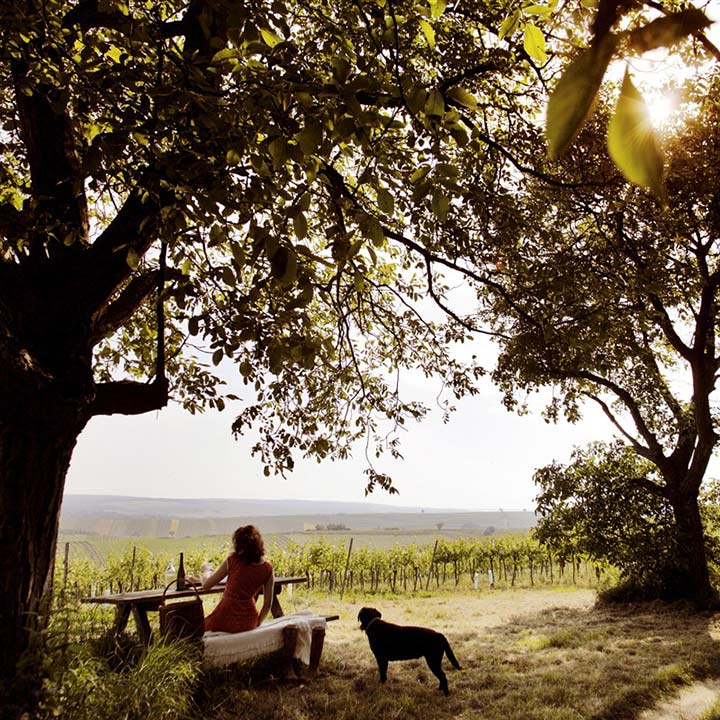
[204,556,273,633]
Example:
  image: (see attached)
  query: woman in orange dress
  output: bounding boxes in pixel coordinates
[201,525,274,633]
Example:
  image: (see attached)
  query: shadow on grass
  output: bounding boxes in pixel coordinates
[207,601,720,720]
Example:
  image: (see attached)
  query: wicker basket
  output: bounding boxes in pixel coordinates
[158,580,205,642]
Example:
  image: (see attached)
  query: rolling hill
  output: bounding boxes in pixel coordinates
[60,495,537,537]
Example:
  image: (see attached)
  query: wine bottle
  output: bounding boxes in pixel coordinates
[177,552,187,591]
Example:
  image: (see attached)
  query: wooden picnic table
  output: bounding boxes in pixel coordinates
[81,575,308,646]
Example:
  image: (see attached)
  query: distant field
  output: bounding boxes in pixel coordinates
[58,527,520,562]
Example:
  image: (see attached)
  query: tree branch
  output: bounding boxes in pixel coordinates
[556,366,665,460]
[582,390,645,451]
[81,186,168,317]
[90,378,169,416]
[321,163,545,335]
[422,255,507,338]
[627,474,668,498]
[90,271,162,344]
[640,0,720,61]
[613,212,693,360]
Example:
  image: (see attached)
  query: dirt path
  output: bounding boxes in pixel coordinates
[639,680,720,720]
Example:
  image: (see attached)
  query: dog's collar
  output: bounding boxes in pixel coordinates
[364,616,380,632]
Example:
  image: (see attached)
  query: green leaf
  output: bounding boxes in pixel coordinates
[430,0,446,18]
[377,187,395,214]
[212,48,239,63]
[298,123,323,155]
[9,192,24,211]
[419,19,435,50]
[260,28,283,48]
[410,166,430,183]
[523,23,547,63]
[545,34,617,159]
[212,348,224,366]
[362,216,385,247]
[293,212,308,239]
[431,193,450,220]
[106,45,122,63]
[268,137,287,169]
[226,148,242,165]
[607,70,665,198]
[446,86,478,109]
[424,89,445,117]
[126,247,139,270]
[524,4,552,16]
[499,10,520,40]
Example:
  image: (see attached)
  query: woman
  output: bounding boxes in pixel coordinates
[201,525,274,633]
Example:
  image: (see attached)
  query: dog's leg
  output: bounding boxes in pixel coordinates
[425,652,449,695]
[375,655,389,684]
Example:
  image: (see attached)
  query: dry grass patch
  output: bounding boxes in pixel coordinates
[203,588,720,720]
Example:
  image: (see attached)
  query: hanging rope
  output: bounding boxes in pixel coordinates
[155,240,167,384]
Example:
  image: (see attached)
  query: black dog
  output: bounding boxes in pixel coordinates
[358,606,461,695]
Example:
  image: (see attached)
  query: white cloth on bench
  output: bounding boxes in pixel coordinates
[202,610,327,668]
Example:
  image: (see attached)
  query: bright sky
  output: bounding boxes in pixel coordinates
[64,347,619,511]
[63,9,720,512]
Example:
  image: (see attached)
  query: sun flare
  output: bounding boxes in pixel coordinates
[647,93,678,130]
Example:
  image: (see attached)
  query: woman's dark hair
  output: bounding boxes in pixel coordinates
[232,525,265,563]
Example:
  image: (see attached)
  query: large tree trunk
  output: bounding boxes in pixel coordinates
[0,393,90,716]
[670,489,717,608]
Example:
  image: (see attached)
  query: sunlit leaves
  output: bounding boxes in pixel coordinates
[292,212,308,240]
[297,124,323,155]
[523,23,547,63]
[259,28,283,48]
[446,86,478,109]
[126,247,139,270]
[499,10,520,40]
[376,186,395,215]
[419,19,435,50]
[424,89,445,117]
[607,71,664,199]
[429,0,446,18]
[226,148,242,165]
[545,34,617,159]
[105,45,123,63]
[547,0,713,188]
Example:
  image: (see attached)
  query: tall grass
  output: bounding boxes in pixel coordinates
[35,601,201,720]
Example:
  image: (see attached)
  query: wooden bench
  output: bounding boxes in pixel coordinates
[202,612,339,679]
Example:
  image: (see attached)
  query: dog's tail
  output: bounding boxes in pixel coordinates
[443,637,461,670]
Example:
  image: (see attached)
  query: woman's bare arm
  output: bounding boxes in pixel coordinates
[201,559,228,590]
[257,566,275,625]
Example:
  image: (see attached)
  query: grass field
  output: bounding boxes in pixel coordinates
[196,587,720,720]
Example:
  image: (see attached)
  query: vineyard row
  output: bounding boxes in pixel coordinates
[57,536,609,601]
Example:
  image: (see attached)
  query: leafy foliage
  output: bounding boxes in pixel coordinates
[534,441,682,598]
[544,0,714,195]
